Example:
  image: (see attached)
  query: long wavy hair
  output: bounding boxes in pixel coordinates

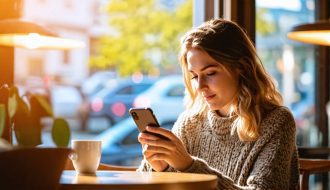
[179,19,283,142]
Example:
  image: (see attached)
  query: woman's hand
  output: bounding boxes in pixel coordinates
[138,132,169,172]
[138,126,193,172]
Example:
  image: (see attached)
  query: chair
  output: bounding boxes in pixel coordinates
[299,158,330,190]
[298,147,330,190]
[64,158,137,171]
[0,147,71,190]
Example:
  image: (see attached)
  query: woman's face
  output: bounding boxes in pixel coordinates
[187,48,239,116]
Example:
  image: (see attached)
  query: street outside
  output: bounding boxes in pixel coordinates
[40,118,100,147]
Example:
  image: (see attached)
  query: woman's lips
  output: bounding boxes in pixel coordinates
[204,94,216,101]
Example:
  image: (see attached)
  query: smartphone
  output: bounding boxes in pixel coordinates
[129,107,167,139]
[129,107,160,132]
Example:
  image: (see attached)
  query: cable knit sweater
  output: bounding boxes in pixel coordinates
[138,106,299,189]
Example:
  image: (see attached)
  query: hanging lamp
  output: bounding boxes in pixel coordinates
[0,19,85,50]
[287,21,330,46]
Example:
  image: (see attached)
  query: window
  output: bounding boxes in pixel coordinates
[122,130,139,145]
[256,0,317,146]
[114,84,152,95]
[115,86,133,95]
[28,57,43,76]
[9,0,192,167]
[167,85,184,97]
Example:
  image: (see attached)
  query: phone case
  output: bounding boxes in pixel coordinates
[129,107,160,133]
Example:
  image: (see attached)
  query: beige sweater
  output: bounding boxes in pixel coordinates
[138,106,299,190]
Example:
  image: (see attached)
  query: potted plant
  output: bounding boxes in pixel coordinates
[0,84,70,147]
[0,84,72,189]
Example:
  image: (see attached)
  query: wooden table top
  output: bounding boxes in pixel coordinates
[59,170,218,190]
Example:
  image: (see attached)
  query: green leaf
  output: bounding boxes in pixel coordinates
[52,118,71,147]
[12,95,30,124]
[7,86,18,119]
[14,117,42,147]
[0,104,5,137]
[30,94,53,118]
[12,96,42,147]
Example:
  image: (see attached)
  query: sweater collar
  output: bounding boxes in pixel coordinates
[207,110,237,136]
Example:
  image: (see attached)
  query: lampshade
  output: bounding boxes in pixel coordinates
[287,21,330,46]
[0,19,85,50]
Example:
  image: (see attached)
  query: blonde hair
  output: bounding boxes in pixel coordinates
[179,19,282,142]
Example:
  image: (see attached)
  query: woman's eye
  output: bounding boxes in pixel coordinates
[190,76,197,80]
[207,71,216,76]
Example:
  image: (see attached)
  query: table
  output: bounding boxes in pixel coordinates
[59,170,218,190]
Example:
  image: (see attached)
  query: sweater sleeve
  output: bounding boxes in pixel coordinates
[244,109,299,189]
[166,108,299,190]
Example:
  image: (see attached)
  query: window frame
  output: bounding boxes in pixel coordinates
[203,0,329,147]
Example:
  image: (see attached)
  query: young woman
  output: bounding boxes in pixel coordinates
[137,18,299,189]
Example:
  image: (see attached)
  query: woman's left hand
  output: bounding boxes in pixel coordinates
[139,126,193,171]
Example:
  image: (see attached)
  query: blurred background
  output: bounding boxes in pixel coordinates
[4,0,322,172]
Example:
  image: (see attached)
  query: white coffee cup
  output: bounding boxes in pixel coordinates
[70,140,102,174]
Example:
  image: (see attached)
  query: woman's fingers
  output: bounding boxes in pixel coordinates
[138,132,161,147]
[145,126,176,141]
[139,137,176,150]
[147,153,167,161]
[138,132,162,141]
[140,127,193,171]
[144,145,169,154]
[143,145,171,164]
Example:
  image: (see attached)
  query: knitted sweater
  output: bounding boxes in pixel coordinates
[138,106,299,189]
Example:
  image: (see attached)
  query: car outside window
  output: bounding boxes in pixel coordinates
[115,84,152,95]
[166,85,184,97]
[116,86,133,95]
[122,130,139,145]
[133,84,153,94]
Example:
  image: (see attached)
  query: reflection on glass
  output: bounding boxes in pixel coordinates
[256,0,317,146]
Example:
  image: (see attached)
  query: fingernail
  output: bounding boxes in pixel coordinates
[146,126,153,131]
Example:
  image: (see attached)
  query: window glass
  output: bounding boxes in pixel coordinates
[133,84,153,94]
[121,121,174,145]
[12,0,192,167]
[167,85,185,97]
[116,86,133,95]
[256,0,317,146]
[122,130,139,145]
[114,84,152,95]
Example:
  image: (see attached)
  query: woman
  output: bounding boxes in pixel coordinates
[137,18,299,189]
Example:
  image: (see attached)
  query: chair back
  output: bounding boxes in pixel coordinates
[298,147,330,190]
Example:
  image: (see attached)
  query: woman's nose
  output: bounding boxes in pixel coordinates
[196,76,208,91]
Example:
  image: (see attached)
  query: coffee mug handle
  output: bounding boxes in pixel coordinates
[69,152,78,161]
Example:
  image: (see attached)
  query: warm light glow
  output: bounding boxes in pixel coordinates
[0,33,85,50]
[133,96,151,108]
[131,72,143,83]
[287,30,330,46]
[0,19,85,50]
[111,102,126,117]
[91,98,103,112]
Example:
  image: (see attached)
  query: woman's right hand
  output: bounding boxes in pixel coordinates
[138,132,169,171]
